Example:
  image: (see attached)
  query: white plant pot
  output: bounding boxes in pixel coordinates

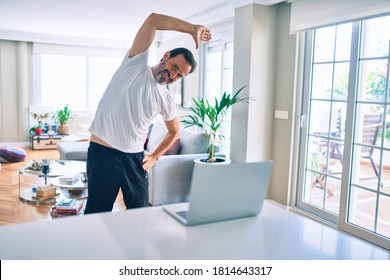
[194,157,231,166]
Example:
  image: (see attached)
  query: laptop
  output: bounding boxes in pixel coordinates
[163,160,273,226]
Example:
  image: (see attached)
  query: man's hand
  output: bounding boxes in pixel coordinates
[142,118,179,173]
[192,25,212,49]
[142,154,158,173]
[130,13,212,57]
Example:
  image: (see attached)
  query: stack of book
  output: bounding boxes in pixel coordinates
[52,198,84,215]
[59,172,80,185]
[32,185,59,201]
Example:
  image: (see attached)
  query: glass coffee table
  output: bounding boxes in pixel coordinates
[19,160,87,205]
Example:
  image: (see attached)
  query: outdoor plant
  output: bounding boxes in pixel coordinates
[181,86,249,163]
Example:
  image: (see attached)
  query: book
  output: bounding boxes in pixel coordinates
[55,199,83,210]
[59,173,80,185]
[57,198,74,205]
[52,208,79,215]
[52,200,84,214]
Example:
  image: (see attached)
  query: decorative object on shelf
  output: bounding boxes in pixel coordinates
[54,104,73,135]
[181,86,249,163]
[42,158,50,184]
[32,186,58,201]
[25,160,44,172]
[29,112,49,135]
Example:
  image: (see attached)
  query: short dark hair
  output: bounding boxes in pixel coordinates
[169,47,197,74]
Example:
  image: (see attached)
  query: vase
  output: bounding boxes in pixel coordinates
[35,128,43,135]
[57,125,68,135]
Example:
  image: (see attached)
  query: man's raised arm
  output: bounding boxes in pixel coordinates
[129,13,212,57]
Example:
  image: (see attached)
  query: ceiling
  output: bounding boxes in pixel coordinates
[0,0,286,48]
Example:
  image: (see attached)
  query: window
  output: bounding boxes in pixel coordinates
[297,15,390,249]
[202,33,234,156]
[37,53,122,112]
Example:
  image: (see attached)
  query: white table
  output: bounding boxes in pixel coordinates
[0,200,388,260]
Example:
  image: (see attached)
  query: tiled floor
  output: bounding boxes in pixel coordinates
[309,161,390,238]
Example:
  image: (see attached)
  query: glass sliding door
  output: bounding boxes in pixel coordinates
[339,16,390,249]
[297,15,390,249]
[297,23,352,223]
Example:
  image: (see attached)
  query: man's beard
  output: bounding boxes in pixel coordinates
[155,61,173,84]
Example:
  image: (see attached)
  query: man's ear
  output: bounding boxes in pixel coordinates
[161,51,170,61]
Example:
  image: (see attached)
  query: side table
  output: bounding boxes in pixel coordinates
[19,160,86,205]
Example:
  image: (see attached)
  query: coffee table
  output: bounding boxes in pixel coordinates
[19,160,87,205]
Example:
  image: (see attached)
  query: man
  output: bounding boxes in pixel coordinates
[84,13,212,214]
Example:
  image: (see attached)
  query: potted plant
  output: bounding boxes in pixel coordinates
[181,86,248,163]
[54,104,73,135]
[29,124,43,135]
[29,112,49,135]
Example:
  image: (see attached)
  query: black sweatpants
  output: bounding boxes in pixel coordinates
[84,142,148,214]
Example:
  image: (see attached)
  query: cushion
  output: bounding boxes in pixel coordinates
[147,121,208,155]
[164,138,180,155]
[179,128,208,154]
[143,123,154,149]
[0,146,27,163]
[146,121,181,155]
[147,121,169,152]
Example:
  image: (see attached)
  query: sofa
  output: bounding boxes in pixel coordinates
[146,121,214,206]
[57,141,89,161]
[57,121,216,206]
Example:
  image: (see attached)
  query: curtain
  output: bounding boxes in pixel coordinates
[290,0,390,33]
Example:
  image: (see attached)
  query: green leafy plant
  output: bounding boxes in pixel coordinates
[29,112,49,135]
[181,86,249,163]
[366,70,386,101]
[55,104,73,125]
[311,151,320,181]
[378,127,390,141]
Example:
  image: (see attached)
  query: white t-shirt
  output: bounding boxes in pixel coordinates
[89,50,177,153]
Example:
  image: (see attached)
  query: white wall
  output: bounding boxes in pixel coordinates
[230,2,296,205]
[269,3,297,205]
[0,41,32,143]
[230,4,277,162]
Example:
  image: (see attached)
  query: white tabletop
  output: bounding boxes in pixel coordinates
[0,200,388,260]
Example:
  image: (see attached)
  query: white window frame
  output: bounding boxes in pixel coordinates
[200,30,234,156]
[295,16,390,250]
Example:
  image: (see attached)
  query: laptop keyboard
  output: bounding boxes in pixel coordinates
[176,211,188,220]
